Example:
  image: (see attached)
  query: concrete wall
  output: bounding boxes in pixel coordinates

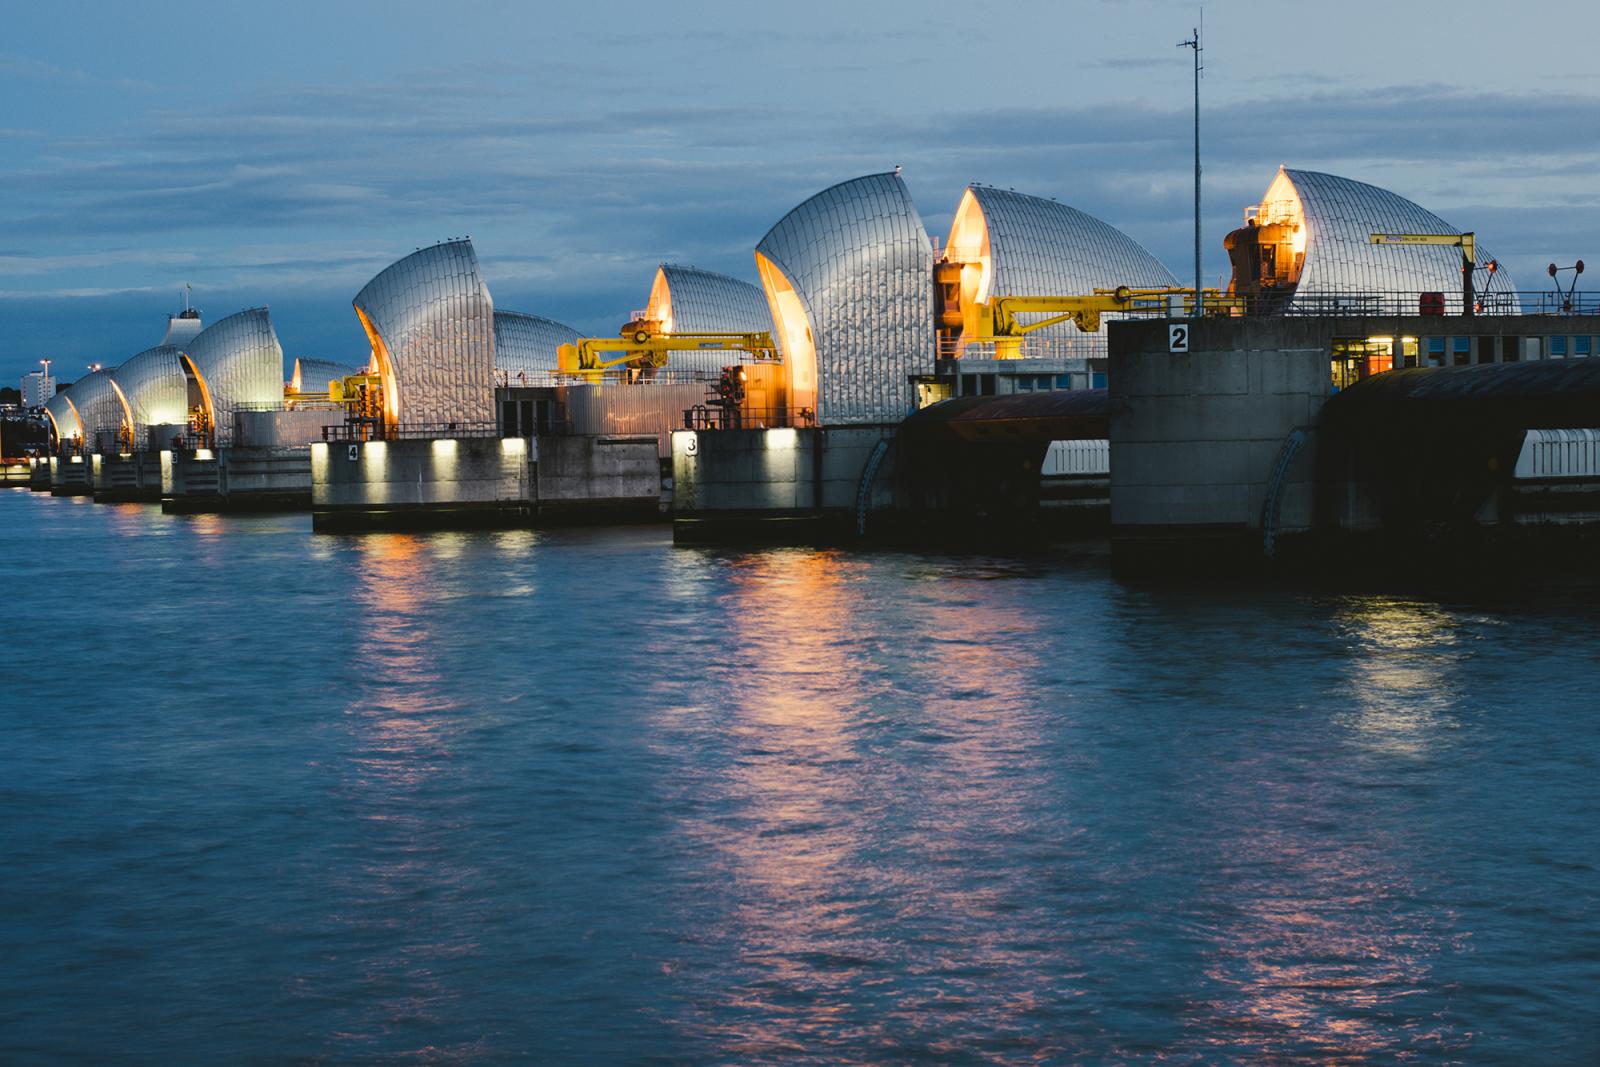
[49,454,92,496]
[1109,319,1327,564]
[165,447,314,513]
[91,451,162,502]
[534,435,660,518]
[671,425,898,538]
[310,434,662,531]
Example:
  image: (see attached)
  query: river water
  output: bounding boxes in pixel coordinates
[3,488,1598,1064]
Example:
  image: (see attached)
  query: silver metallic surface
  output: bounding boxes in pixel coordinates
[756,172,933,425]
[161,312,204,347]
[561,382,711,456]
[353,239,496,428]
[44,389,81,441]
[970,185,1179,297]
[110,345,188,449]
[493,310,579,382]
[646,265,775,375]
[650,264,773,334]
[1276,168,1520,312]
[291,358,362,394]
[71,368,127,448]
[951,185,1180,357]
[181,308,286,447]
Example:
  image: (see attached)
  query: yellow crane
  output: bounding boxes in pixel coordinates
[1367,232,1494,314]
[964,286,1230,359]
[556,329,778,377]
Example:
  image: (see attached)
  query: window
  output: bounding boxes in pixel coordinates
[1055,374,1073,390]
[1502,336,1520,362]
[1453,336,1471,366]
[1579,336,1593,357]
[1091,372,1107,389]
[1426,337,1445,368]
[1478,336,1495,364]
[1551,336,1568,358]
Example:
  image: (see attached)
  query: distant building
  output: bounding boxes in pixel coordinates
[21,371,55,409]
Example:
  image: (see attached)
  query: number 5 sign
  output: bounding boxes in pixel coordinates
[1168,323,1190,353]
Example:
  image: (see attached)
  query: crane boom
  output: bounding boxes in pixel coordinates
[965,285,1231,358]
[1368,232,1480,314]
[557,330,777,376]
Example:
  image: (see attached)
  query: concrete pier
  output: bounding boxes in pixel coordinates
[91,451,163,503]
[49,455,93,497]
[164,447,314,513]
[311,434,661,532]
[671,426,899,542]
[1108,319,1326,573]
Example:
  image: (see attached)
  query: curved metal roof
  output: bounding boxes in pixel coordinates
[755,171,933,425]
[954,186,1179,301]
[353,239,496,428]
[110,345,188,448]
[1268,167,1519,313]
[647,264,773,334]
[71,367,128,446]
[642,265,774,375]
[290,358,362,394]
[493,310,580,381]
[945,186,1180,355]
[180,308,284,447]
[43,389,81,441]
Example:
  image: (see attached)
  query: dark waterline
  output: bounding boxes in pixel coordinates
[3,488,1598,1064]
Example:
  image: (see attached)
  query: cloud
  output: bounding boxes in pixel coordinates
[4,71,1599,375]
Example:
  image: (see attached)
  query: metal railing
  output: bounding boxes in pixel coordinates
[320,420,502,443]
[682,405,814,431]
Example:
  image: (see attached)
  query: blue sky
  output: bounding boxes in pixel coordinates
[4,0,1598,383]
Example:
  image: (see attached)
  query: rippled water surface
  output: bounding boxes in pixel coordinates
[4,488,1599,1064]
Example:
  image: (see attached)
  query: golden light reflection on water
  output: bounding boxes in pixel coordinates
[327,533,470,1048]
[662,551,1068,1057]
[1334,597,1467,758]
[1184,819,1466,1062]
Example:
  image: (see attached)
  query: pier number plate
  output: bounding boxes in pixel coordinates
[1168,324,1190,353]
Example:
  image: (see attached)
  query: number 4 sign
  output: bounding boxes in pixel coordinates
[1168,323,1190,353]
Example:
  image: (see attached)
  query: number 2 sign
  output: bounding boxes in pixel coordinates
[1168,323,1190,353]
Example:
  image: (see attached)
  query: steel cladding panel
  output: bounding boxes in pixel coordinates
[110,345,188,448]
[72,369,124,444]
[563,382,710,455]
[354,239,496,427]
[292,358,361,393]
[1282,168,1520,313]
[756,172,933,425]
[966,186,1179,354]
[652,265,776,374]
[657,264,773,334]
[493,310,579,379]
[44,390,81,440]
[183,308,285,446]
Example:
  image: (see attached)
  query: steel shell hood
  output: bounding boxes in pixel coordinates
[647,264,773,335]
[493,310,579,381]
[354,239,496,428]
[643,265,774,375]
[756,172,933,425]
[950,186,1178,302]
[944,186,1179,355]
[1266,167,1519,312]
[110,345,188,448]
[72,368,127,445]
[181,308,285,446]
[290,358,362,394]
[44,389,81,442]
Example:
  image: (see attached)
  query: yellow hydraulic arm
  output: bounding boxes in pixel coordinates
[971,286,1230,358]
[557,329,778,376]
[1368,232,1486,314]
